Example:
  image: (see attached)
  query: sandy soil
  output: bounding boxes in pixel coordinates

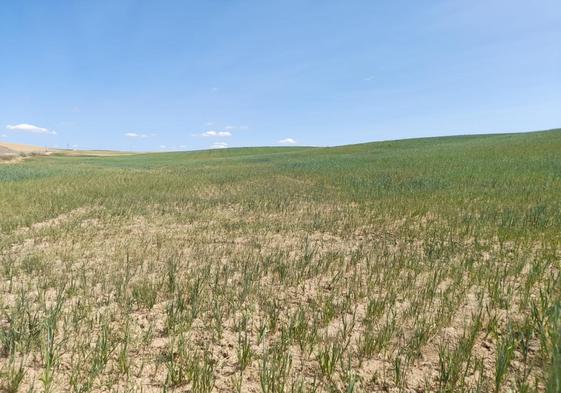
[0,141,51,154]
[0,145,16,155]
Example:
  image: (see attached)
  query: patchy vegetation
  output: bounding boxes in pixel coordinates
[1,129,560,392]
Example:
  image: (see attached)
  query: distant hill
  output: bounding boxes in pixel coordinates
[0,141,51,161]
[0,144,16,155]
[0,141,50,154]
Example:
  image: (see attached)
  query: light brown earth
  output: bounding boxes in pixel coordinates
[0,141,51,154]
[0,141,51,163]
[0,203,551,392]
[0,142,132,161]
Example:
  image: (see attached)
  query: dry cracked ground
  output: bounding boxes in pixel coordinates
[1,201,558,392]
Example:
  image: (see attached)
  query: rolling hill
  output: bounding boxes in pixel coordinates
[0,129,560,392]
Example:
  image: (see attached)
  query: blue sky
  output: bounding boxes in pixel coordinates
[1,0,559,151]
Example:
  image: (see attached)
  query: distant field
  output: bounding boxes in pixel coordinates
[1,129,560,392]
[0,142,135,162]
[0,141,50,154]
[0,142,51,163]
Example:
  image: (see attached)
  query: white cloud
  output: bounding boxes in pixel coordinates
[125,132,156,139]
[278,138,296,145]
[201,130,232,137]
[159,145,167,149]
[1,134,7,138]
[210,142,228,149]
[6,123,56,135]
[178,145,187,149]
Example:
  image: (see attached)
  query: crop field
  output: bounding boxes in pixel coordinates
[1,129,560,392]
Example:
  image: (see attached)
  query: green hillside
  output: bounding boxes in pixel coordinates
[1,129,560,391]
